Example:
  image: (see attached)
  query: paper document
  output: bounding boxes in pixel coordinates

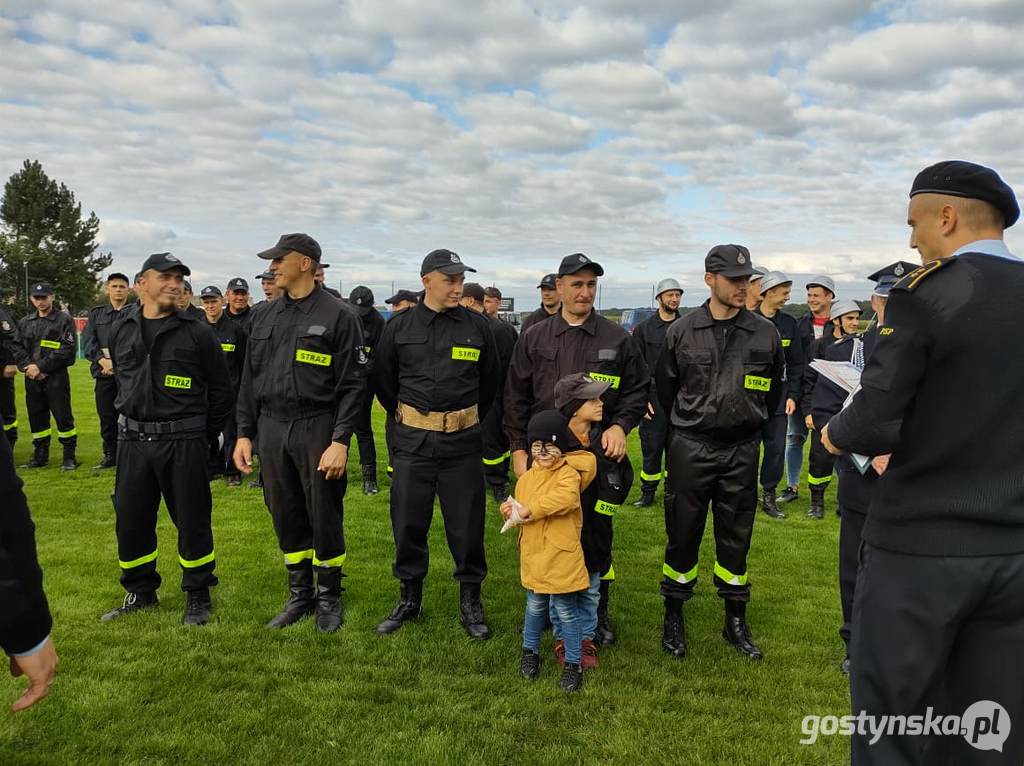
[810,359,872,474]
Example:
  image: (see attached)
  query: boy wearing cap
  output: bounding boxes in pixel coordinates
[224,277,252,331]
[631,278,682,507]
[521,274,561,334]
[17,283,79,470]
[83,273,131,469]
[101,253,234,626]
[655,244,785,661]
[372,249,501,640]
[200,285,247,485]
[347,286,386,495]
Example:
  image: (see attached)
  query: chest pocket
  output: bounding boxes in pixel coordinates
[587,348,621,389]
[295,325,332,365]
[742,349,773,393]
[679,348,713,392]
[451,334,483,363]
[247,324,274,373]
[162,348,201,395]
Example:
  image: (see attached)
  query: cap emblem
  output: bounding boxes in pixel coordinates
[736,253,746,264]
[894,263,905,276]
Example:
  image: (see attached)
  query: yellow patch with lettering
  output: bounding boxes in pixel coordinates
[295,349,331,366]
[220,343,236,352]
[781,339,791,347]
[588,372,620,389]
[879,327,894,336]
[594,500,618,516]
[164,374,192,390]
[40,339,61,349]
[452,346,480,362]
[744,375,771,392]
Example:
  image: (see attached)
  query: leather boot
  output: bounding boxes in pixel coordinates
[22,439,49,469]
[459,582,492,640]
[101,590,159,622]
[722,600,763,660]
[761,487,785,519]
[632,483,656,507]
[94,442,116,469]
[314,567,344,633]
[182,587,212,626]
[376,580,422,634]
[808,485,826,519]
[361,464,379,495]
[491,483,510,504]
[595,579,615,646]
[267,563,315,628]
[61,439,79,471]
[661,598,687,658]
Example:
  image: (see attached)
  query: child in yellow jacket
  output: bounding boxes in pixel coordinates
[501,410,596,692]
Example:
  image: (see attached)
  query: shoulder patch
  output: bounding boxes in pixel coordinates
[892,257,954,292]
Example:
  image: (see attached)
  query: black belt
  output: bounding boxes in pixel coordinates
[259,405,332,421]
[118,414,206,434]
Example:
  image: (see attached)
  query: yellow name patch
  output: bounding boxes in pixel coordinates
[594,500,619,516]
[588,372,620,389]
[40,339,61,349]
[744,375,771,392]
[452,347,480,362]
[781,339,791,347]
[295,349,331,366]
[879,327,894,336]
[164,374,192,390]
[220,343,236,352]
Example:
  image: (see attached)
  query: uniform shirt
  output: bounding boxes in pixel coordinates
[204,312,248,390]
[358,308,387,374]
[237,285,365,444]
[632,311,678,402]
[488,313,518,383]
[18,310,77,375]
[109,309,233,436]
[504,309,649,453]
[755,306,805,410]
[799,323,841,418]
[0,309,27,369]
[225,305,252,333]
[655,301,785,446]
[82,303,128,379]
[520,305,558,335]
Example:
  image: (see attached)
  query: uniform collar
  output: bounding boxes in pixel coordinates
[553,309,597,336]
[414,300,463,325]
[282,284,322,315]
[951,239,1018,261]
[693,300,758,331]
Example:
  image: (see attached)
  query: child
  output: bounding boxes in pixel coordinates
[502,410,596,692]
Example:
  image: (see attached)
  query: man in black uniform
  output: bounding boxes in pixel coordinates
[314,263,343,299]
[384,289,419,313]
[655,245,785,661]
[0,308,26,449]
[753,271,805,519]
[461,282,517,502]
[258,270,279,302]
[224,277,252,330]
[235,234,364,633]
[482,286,503,319]
[823,162,1024,764]
[505,253,648,646]
[101,252,233,626]
[520,273,560,334]
[176,281,204,319]
[631,277,682,507]
[347,285,386,495]
[18,283,79,471]
[372,249,500,640]
[83,273,131,469]
[200,285,247,485]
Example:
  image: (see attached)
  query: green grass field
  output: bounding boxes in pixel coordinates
[0,365,852,765]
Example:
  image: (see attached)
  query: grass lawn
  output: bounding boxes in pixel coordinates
[1,365,852,765]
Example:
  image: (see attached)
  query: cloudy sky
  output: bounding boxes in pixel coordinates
[2,0,1022,308]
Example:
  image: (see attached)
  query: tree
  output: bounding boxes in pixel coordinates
[0,159,112,312]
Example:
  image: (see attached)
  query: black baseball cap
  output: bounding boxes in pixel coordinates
[348,286,374,315]
[133,272,143,283]
[107,272,130,284]
[183,280,193,293]
[557,253,604,277]
[526,410,574,452]
[227,277,249,292]
[911,160,1019,228]
[141,252,191,276]
[705,244,754,278]
[256,271,275,281]
[537,273,558,289]
[462,282,486,301]
[258,233,322,262]
[420,249,476,276]
[385,289,419,305]
[200,285,223,299]
[30,282,53,297]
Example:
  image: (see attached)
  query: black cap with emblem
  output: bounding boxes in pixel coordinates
[258,233,322,262]
[705,244,754,278]
[256,271,275,281]
[348,285,375,315]
[226,277,248,292]
[141,252,191,276]
[557,253,604,277]
[420,249,476,276]
[911,160,1019,228]
[385,289,419,305]
[200,285,223,299]
[30,282,53,297]
[867,261,919,297]
[537,273,558,289]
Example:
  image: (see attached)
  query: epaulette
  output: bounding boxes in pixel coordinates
[892,257,954,292]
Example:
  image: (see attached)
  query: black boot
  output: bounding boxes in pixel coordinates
[94,442,116,469]
[807,484,826,519]
[314,567,344,633]
[520,649,541,680]
[182,587,212,626]
[558,662,584,692]
[491,483,509,504]
[722,600,763,660]
[361,464,379,495]
[595,579,614,646]
[661,599,687,658]
[376,580,422,634]
[247,471,263,489]
[840,656,851,676]
[267,563,316,628]
[61,439,79,471]
[22,439,49,469]
[100,590,159,622]
[459,582,492,641]
[777,485,798,504]
[633,483,656,507]
[761,487,785,519]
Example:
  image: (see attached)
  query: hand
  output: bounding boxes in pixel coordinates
[785,398,796,416]
[500,500,512,520]
[820,424,842,456]
[872,454,891,475]
[519,505,532,521]
[804,414,814,430]
[9,637,58,712]
[601,425,627,461]
[643,402,655,421]
[3,365,15,379]
[233,437,254,474]
[98,358,114,376]
[512,450,528,478]
[317,441,349,481]
[25,364,42,380]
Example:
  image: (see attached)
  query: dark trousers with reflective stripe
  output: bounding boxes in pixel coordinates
[480,403,509,489]
[851,544,1024,765]
[352,390,377,471]
[758,411,787,490]
[838,506,866,652]
[94,375,118,452]
[390,435,487,584]
[114,432,216,593]
[259,413,346,568]
[807,425,836,486]
[661,432,757,603]
[0,376,16,444]
[25,369,75,444]
[638,404,669,490]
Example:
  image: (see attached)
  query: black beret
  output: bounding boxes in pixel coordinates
[910,160,1019,228]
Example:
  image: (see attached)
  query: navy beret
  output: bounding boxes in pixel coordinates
[910,160,1018,228]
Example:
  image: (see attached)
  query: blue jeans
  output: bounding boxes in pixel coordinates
[785,412,807,488]
[524,590,583,664]
[551,572,600,642]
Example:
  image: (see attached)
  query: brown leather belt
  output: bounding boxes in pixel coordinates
[396,402,479,433]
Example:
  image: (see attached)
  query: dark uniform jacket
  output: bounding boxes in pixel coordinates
[632,311,678,401]
[204,312,248,389]
[372,301,501,455]
[225,305,252,332]
[504,309,649,453]
[0,309,27,369]
[109,309,233,438]
[18,310,77,374]
[520,305,558,335]
[359,309,387,372]
[655,302,785,446]
[802,326,855,427]
[83,303,128,378]
[237,285,365,445]
[756,307,805,412]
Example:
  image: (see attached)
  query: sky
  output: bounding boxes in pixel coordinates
[2,0,1022,309]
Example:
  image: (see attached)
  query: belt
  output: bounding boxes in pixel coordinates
[118,414,206,435]
[260,405,333,421]
[396,402,479,433]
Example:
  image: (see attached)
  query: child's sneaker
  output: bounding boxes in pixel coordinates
[520,649,541,680]
[553,639,565,666]
[558,662,584,692]
[581,639,599,669]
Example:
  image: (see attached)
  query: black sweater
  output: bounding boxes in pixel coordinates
[829,252,1024,556]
